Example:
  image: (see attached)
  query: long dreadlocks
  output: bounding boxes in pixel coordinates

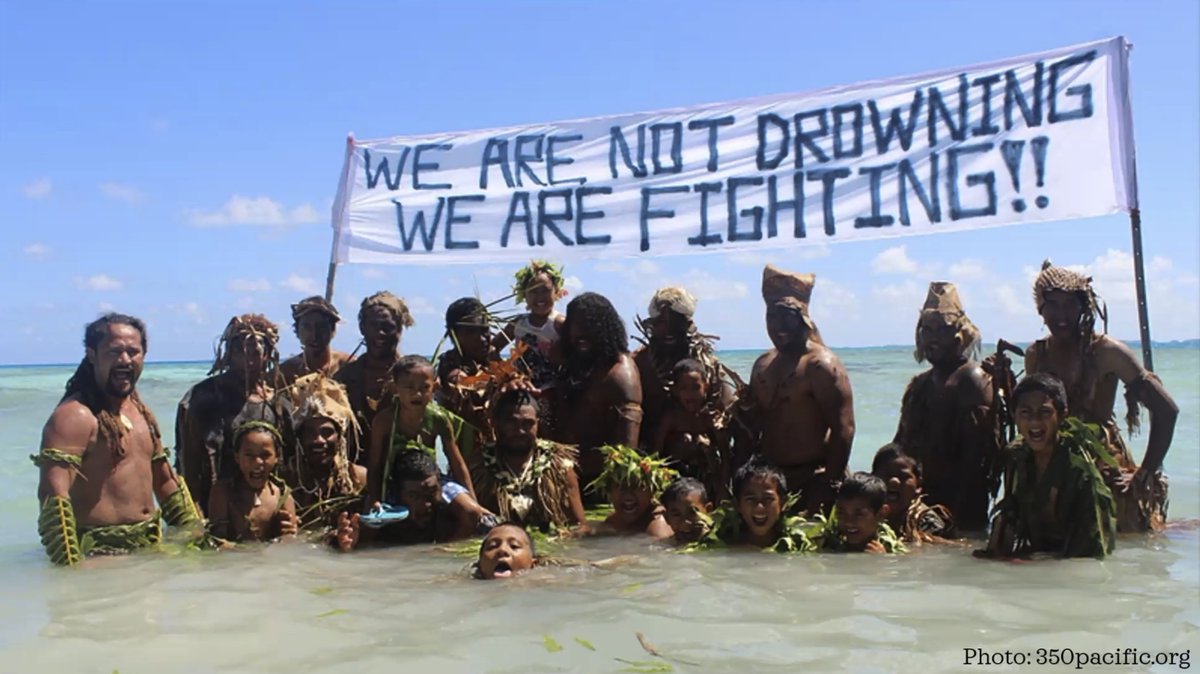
[63,313,164,460]
[562,292,627,368]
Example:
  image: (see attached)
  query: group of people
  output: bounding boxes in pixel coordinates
[33,257,1178,575]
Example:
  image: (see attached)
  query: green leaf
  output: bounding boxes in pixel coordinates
[542,635,564,653]
[574,637,596,651]
[308,586,334,596]
[615,658,674,672]
[620,583,642,595]
[315,608,348,618]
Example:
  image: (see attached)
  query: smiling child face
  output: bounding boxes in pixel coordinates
[608,483,653,525]
[235,430,278,490]
[737,476,783,542]
[836,496,882,550]
[1015,390,1062,454]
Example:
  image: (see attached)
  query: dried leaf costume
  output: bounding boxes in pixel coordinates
[335,292,415,443]
[1028,261,1168,532]
[175,314,292,515]
[986,417,1118,559]
[284,374,363,533]
[473,440,579,532]
[901,494,956,544]
[894,282,997,529]
[635,287,734,471]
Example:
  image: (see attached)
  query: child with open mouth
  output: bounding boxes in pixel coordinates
[821,472,905,554]
[589,444,677,538]
[207,421,298,544]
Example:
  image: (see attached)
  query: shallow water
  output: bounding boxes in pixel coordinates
[1,347,1197,673]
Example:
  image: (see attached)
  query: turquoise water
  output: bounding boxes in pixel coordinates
[1,346,1197,673]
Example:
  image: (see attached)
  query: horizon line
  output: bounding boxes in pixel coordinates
[3,337,1196,369]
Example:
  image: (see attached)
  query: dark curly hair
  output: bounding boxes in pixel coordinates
[562,292,628,368]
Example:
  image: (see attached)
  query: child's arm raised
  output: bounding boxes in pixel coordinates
[440,419,476,498]
[365,405,392,507]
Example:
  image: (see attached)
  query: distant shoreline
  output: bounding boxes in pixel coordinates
[3,339,1197,369]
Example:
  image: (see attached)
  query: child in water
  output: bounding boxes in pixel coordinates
[591,444,676,538]
[661,477,714,545]
[871,443,956,544]
[821,472,905,553]
[208,421,298,543]
[652,359,729,499]
[694,460,813,552]
[496,260,568,392]
[474,522,538,580]
[982,373,1117,559]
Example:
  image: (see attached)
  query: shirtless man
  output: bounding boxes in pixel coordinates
[34,314,201,566]
[894,282,996,530]
[633,286,731,443]
[176,314,292,514]
[335,291,414,444]
[552,292,643,489]
[742,265,854,515]
[1021,261,1177,532]
[279,296,353,384]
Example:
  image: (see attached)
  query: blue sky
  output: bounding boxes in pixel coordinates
[2,0,1197,364]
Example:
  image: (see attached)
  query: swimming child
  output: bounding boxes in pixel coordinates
[661,477,714,544]
[591,444,676,538]
[496,260,568,392]
[651,359,729,499]
[822,472,904,553]
[871,443,956,543]
[474,522,538,580]
[367,355,476,507]
[982,373,1117,559]
[207,421,298,543]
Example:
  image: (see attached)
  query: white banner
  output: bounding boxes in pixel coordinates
[331,36,1137,266]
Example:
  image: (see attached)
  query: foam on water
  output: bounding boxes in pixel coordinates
[1,347,1197,673]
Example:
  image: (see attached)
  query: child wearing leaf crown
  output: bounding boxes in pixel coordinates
[496,260,568,392]
[591,444,676,538]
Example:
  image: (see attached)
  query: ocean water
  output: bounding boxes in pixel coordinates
[1,346,1196,674]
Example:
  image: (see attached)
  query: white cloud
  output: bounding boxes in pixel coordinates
[280,274,320,295]
[228,278,272,293]
[22,177,52,200]
[871,245,920,275]
[97,302,116,313]
[169,301,206,325]
[360,267,389,280]
[729,243,832,266]
[188,195,322,227]
[947,258,990,282]
[100,182,145,205]
[74,274,123,291]
[406,295,437,318]
[563,275,584,293]
[23,243,52,259]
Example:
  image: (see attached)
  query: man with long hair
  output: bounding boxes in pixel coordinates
[33,313,201,566]
[175,313,292,515]
[552,292,642,489]
[1022,260,1177,532]
[740,265,854,516]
